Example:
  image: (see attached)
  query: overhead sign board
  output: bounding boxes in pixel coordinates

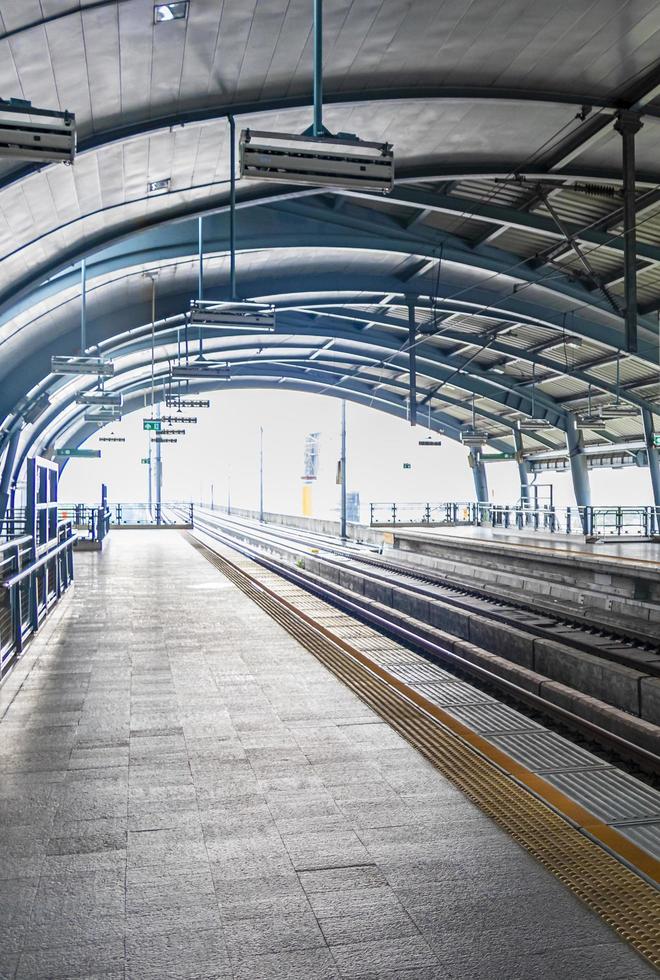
[403,463,412,470]
[654,434,660,448]
[55,448,101,458]
[141,457,150,464]
[143,419,161,432]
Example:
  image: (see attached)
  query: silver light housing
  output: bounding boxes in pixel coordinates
[0,100,75,163]
[517,418,553,432]
[76,391,123,407]
[171,362,231,380]
[52,355,114,377]
[240,129,394,193]
[189,301,276,332]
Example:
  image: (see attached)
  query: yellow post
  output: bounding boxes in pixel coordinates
[302,483,313,516]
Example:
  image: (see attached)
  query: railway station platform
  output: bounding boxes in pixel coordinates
[388,524,660,566]
[0,530,657,979]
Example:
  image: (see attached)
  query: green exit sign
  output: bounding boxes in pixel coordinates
[55,447,101,458]
[403,463,412,470]
[654,434,660,448]
[141,457,151,465]
[143,419,161,432]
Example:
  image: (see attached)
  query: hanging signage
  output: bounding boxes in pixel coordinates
[143,419,161,432]
[482,452,515,462]
[654,434,660,448]
[55,447,101,458]
[403,463,412,470]
[141,457,151,465]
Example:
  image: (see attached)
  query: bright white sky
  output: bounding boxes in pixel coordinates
[58,389,655,520]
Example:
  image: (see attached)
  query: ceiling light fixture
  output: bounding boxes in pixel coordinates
[51,355,114,377]
[153,2,188,23]
[189,300,276,332]
[0,98,75,163]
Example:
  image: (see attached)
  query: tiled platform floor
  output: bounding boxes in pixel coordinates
[0,531,655,980]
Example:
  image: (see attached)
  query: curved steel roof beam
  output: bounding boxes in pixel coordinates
[6,310,570,435]
[30,366,496,476]
[31,343,559,455]
[0,186,645,331]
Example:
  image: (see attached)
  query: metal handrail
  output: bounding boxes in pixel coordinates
[370,501,660,536]
[2,528,76,589]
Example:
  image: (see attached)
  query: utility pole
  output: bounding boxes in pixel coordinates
[155,401,162,524]
[340,400,347,540]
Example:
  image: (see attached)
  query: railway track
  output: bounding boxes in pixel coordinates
[179,508,660,775]
[190,508,660,671]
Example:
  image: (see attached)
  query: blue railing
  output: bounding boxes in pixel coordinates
[370,501,660,537]
[1,519,75,681]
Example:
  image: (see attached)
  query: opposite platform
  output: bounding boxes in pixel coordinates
[0,531,655,979]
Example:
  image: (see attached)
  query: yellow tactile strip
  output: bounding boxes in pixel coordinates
[185,533,660,970]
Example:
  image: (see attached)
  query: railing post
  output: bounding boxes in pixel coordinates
[392,504,397,525]
[425,503,431,523]
[189,503,194,526]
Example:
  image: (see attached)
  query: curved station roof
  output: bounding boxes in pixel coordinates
[0,0,659,493]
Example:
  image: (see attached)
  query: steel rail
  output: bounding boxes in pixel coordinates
[188,516,659,776]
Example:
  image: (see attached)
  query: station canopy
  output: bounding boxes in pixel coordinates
[0,0,659,467]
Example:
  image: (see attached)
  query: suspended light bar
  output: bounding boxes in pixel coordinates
[517,418,553,432]
[0,99,75,163]
[460,429,490,448]
[597,403,639,420]
[171,362,231,380]
[76,391,123,407]
[165,397,210,409]
[574,414,609,430]
[51,355,114,377]
[84,412,121,425]
[189,301,276,332]
[239,129,394,194]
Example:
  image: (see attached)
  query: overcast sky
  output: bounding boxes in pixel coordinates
[58,389,655,520]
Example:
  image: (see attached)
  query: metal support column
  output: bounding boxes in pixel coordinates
[198,215,204,357]
[228,114,237,301]
[470,448,489,503]
[312,0,324,137]
[407,297,417,426]
[614,111,642,353]
[642,407,660,507]
[0,427,21,525]
[566,416,591,510]
[513,428,530,504]
[80,257,87,353]
[340,399,347,540]
[155,402,162,523]
[258,426,264,523]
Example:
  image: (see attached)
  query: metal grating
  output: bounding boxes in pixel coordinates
[444,701,544,734]
[489,731,606,773]
[541,769,660,824]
